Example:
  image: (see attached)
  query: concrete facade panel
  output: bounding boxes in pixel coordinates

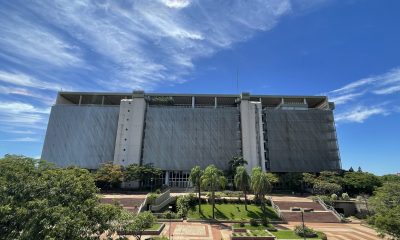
[41,105,119,169]
[142,107,241,171]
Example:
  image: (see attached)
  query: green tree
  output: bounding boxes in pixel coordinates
[234,166,250,210]
[348,167,354,172]
[189,166,203,213]
[313,180,342,195]
[95,162,124,189]
[0,155,122,240]
[201,165,227,219]
[343,172,382,195]
[369,182,400,239]
[111,211,156,240]
[124,163,162,189]
[380,174,400,183]
[227,155,248,179]
[251,167,272,214]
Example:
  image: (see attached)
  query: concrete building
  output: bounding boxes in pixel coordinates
[42,91,341,187]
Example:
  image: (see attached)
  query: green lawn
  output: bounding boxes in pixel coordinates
[272,230,325,239]
[187,204,279,220]
[146,223,163,230]
[232,230,272,237]
[232,223,276,230]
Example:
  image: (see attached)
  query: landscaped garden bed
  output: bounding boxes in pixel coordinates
[272,230,327,239]
[231,230,275,240]
[232,223,277,232]
[187,203,279,220]
[118,223,165,235]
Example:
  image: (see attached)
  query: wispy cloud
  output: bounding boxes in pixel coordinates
[335,105,388,123]
[0,70,66,92]
[328,67,400,105]
[329,68,400,123]
[0,137,41,142]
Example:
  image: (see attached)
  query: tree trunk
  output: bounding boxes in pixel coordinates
[198,181,202,213]
[212,187,215,219]
[244,191,248,211]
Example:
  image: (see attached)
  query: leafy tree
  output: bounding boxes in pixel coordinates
[0,155,122,240]
[189,166,203,213]
[124,163,162,189]
[227,155,248,179]
[313,180,342,195]
[251,167,272,214]
[357,166,363,173]
[201,165,227,219]
[369,182,400,239]
[318,171,343,185]
[348,167,354,172]
[234,166,250,210]
[95,162,124,189]
[380,174,400,183]
[279,173,302,192]
[343,172,381,195]
[302,173,317,185]
[111,211,156,240]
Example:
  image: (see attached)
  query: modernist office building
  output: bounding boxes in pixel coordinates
[42,91,341,187]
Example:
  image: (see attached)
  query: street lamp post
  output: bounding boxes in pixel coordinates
[168,205,173,240]
[301,208,306,240]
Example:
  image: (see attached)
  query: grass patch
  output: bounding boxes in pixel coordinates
[187,204,279,220]
[146,223,163,231]
[232,230,272,237]
[232,223,275,230]
[272,230,325,239]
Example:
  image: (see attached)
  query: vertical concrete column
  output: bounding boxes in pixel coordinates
[192,96,195,108]
[214,97,217,108]
[113,91,146,167]
[240,92,266,173]
[165,171,169,185]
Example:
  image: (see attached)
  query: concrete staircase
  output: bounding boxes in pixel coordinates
[270,196,342,223]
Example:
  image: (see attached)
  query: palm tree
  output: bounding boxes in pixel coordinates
[189,166,203,213]
[201,165,227,219]
[251,167,272,214]
[228,155,248,179]
[234,166,250,210]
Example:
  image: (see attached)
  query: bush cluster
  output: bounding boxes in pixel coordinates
[294,225,317,238]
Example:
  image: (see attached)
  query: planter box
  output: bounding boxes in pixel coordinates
[231,236,275,240]
[232,228,247,233]
[118,223,165,236]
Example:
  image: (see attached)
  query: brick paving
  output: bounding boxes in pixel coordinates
[100,194,146,214]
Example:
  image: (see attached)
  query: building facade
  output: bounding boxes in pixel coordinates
[42,91,341,187]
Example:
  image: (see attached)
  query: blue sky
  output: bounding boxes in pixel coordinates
[0,0,399,175]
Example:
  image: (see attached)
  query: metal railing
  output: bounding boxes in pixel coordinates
[268,196,284,220]
[315,196,344,222]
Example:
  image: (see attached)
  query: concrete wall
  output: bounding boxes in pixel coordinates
[41,105,119,169]
[240,101,265,172]
[113,98,146,167]
[141,106,241,171]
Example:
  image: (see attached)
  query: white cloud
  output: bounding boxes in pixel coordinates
[0,137,40,142]
[336,105,388,123]
[161,0,191,9]
[6,0,305,90]
[0,101,49,131]
[328,68,400,105]
[0,71,65,92]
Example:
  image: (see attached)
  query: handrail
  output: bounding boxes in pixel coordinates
[268,196,284,220]
[315,197,344,222]
[154,189,171,205]
[150,196,176,212]
[138,195,150,214]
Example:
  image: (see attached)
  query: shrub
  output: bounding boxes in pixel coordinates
[294,225,317,237]
[249,218,258,226]
[342,192,350,201]
[261,217,269,226]
[147,193,159,205]
[331,193,338,200]
[239,222,245,227]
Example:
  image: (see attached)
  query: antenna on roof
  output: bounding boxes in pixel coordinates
[236,67,239,94]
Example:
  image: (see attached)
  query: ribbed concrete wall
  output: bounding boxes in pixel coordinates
[41,105,119,169]
[265,109,340,172]
[142,107,241,171]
